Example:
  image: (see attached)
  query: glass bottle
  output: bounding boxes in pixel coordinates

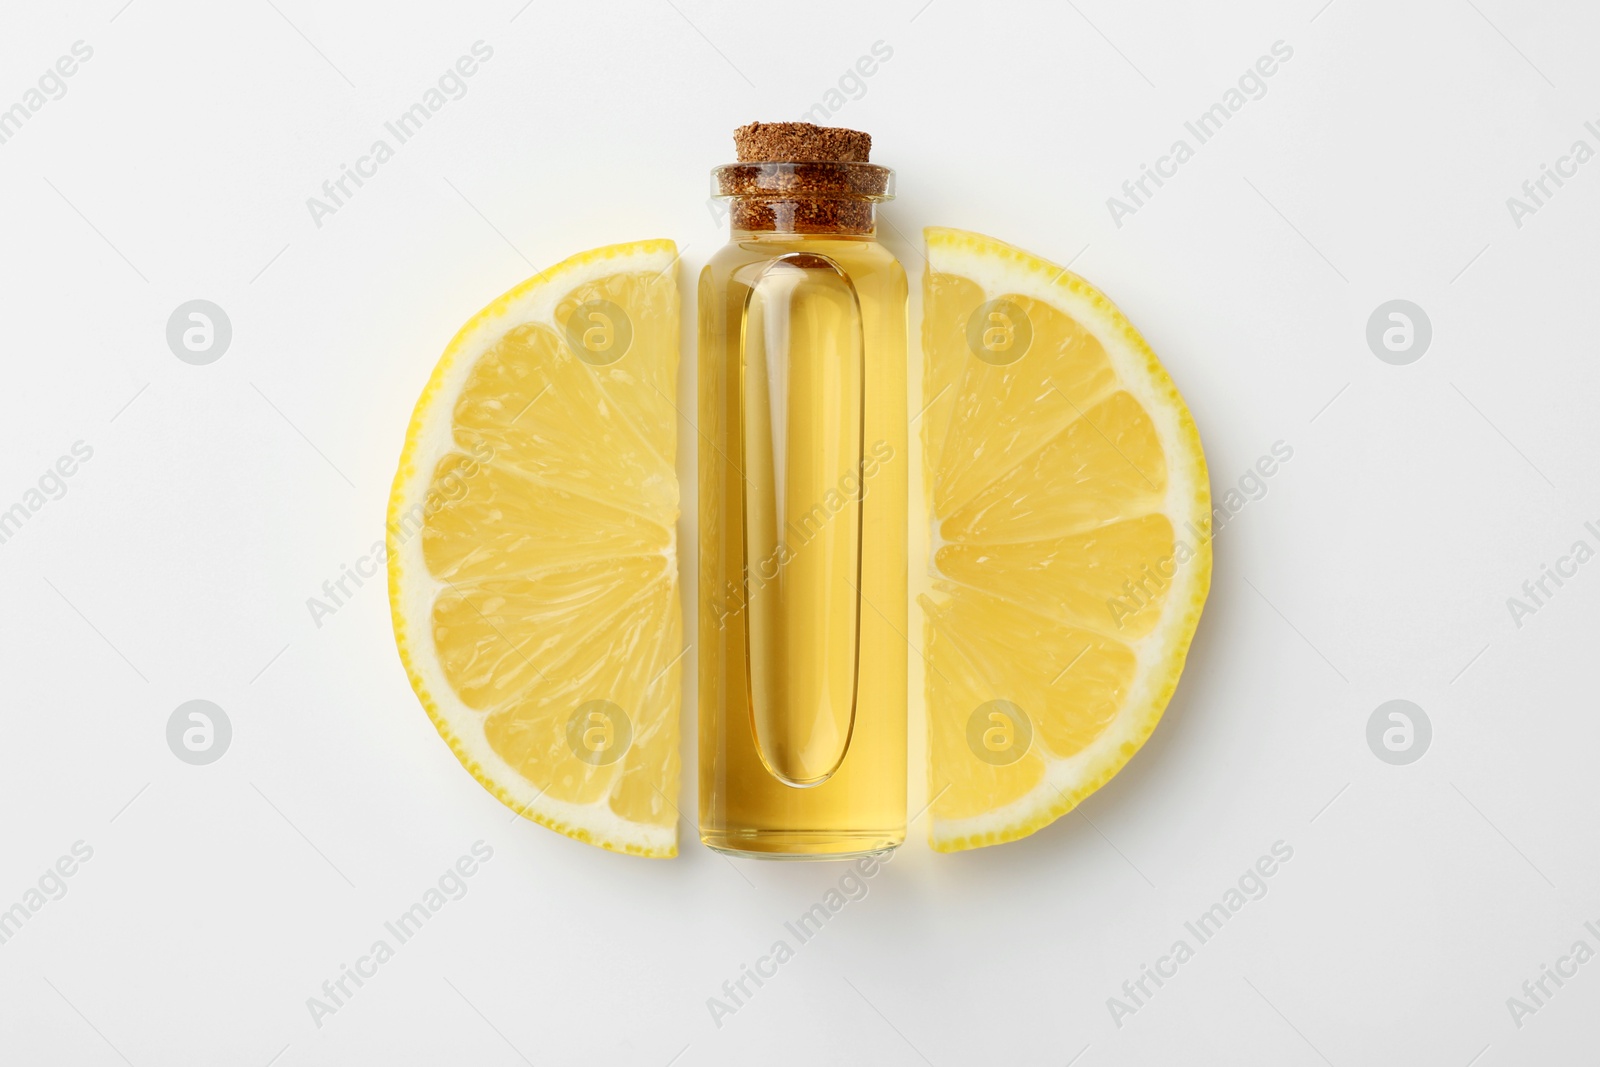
[697,126,908,858]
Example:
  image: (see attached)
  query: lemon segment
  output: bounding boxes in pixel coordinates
[920,228,1211,852]
[389,240,682,858]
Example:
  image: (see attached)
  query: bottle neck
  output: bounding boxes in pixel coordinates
[713,162,893,238]
[728,197,879,236]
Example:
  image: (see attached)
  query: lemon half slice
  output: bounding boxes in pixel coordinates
[388,240,682,857]
[920,228,1211,852]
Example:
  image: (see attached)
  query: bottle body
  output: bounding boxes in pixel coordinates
[698,231,907,857]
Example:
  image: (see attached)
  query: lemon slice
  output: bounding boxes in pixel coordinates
[388,240,682,857]
[919,228,1211,852]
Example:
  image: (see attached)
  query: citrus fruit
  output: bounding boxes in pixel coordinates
[919,227,1211,852]
[388,239,683,857]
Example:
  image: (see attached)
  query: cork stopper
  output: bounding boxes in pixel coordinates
[733,122,873,163]
[716,122,891,235]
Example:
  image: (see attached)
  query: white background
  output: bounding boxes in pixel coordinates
[1,0,1596,1064]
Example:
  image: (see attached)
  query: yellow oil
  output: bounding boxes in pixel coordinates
[698,232,907,857]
